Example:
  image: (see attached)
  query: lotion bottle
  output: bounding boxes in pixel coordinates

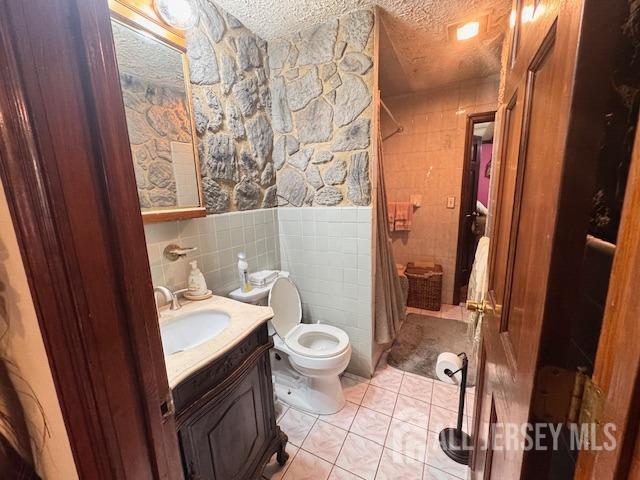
[187,260,208,296]
[237,252,252,293]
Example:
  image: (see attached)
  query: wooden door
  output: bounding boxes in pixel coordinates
[0,0,182,478]
[471,0,626,478]
[460,136,482,288]
[455,113,495,305]
[573,117,640,479]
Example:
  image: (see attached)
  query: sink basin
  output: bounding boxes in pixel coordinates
[160,309,230,356]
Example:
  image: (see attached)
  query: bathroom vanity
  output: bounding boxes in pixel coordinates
[161,297,288,480]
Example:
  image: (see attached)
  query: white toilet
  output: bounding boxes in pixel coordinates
[230,273,352,415]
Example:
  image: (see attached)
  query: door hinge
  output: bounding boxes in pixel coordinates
[533,366,603,426]
[160,392,175,421]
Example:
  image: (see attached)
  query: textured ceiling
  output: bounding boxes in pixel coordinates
[213,0,511,94]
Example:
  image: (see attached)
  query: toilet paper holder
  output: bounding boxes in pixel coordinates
[439,352,472,465]
[443,352,467,379]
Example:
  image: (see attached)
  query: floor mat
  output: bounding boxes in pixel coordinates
[387,313,477,386]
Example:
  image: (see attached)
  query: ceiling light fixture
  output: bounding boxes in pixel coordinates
[456,21,480,41]
[154,0,199,30]
[448,15,489,43]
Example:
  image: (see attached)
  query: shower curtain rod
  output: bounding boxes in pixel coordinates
[380,98,404,141]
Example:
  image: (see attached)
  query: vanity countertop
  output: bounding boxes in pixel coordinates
[160,295,273,389]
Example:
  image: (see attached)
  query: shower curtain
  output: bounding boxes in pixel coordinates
[374,135,406,344]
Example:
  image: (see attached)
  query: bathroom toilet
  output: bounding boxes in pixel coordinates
[230,273,352,415]
[269,277,351,415]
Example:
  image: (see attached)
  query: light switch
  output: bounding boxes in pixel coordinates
[446,196,456,209]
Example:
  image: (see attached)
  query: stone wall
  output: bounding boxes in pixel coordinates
[187,0,276,213]
[268,10,375,207]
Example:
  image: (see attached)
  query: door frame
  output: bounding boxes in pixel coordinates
[574,114,640,479]
[453,111,496,306]
[0,0,182,478]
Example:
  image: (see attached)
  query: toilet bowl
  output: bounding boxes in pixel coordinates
[268,277,352,415]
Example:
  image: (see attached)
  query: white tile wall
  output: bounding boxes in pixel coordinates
[143,206,376,378]
[144,208,280,295]
[171,141,200,207]
[278,207,374,378]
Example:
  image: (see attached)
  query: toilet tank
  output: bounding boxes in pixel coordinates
[228,271,290,337]
[228,271,290,306]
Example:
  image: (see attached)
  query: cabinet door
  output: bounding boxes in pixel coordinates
[180,358,271,480]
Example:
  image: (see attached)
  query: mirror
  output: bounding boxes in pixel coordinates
[110,2,205,223]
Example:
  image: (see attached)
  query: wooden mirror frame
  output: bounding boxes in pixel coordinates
[109,0,206,224]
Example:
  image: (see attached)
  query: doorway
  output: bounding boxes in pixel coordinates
[454,112,496,305]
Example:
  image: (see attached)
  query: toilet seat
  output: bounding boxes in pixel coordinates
[268,277,350,359]
[286,324,350,358]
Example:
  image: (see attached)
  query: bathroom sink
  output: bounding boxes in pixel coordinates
[160,309,230,356]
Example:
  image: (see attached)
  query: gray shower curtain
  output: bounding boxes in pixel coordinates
[374,135,406,344]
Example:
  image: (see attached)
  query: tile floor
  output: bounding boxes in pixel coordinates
[262,353,475,480]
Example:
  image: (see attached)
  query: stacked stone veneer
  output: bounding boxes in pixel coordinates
[268,10,375,207]
[186,0,276,213]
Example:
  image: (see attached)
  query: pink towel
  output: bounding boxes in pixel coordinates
[394,202,413,231]
[387,202,396,231]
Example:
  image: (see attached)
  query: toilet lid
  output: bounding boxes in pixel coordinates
[268,277,302,338]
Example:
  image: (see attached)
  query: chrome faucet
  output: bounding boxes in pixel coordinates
[153,285,186,311]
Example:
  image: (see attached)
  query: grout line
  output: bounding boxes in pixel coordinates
[425,464,467,480]
[276,374,470,480]
[331,409,354,474]
[329,464,367,480]
[371,444,384,479]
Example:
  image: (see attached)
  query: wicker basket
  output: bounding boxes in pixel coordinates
[405,262,443,311]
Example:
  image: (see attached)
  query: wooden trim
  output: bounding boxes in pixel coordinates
[0,0,181,478]
[143,206,206,224]
[110,4,207,221]
[453,111,496,305]
[574,113,640,479]
[109,0,186,48]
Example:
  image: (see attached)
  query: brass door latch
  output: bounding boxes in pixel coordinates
[466,300,494,314]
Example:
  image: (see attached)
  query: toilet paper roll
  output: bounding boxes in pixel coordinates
[436,352,463,385]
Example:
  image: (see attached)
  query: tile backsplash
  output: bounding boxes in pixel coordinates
[144,208,280,295]
[143,206,374,378]
[278,207,373,377]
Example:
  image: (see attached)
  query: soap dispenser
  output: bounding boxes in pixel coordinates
[187,260,208,296]
[237,252,253,293]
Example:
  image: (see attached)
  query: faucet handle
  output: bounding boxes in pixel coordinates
[169,288,189,310]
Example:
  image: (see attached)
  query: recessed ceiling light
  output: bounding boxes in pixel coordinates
[154,0,199,30]
[456,21,480,41]
[447,15,489,43]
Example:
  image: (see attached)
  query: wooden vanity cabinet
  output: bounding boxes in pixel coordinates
[173,323,288,480]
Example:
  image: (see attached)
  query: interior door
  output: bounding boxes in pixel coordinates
[460,135,483,289]
[471,0,625,478]
[455,113,495,305]
[0,0,183,478]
